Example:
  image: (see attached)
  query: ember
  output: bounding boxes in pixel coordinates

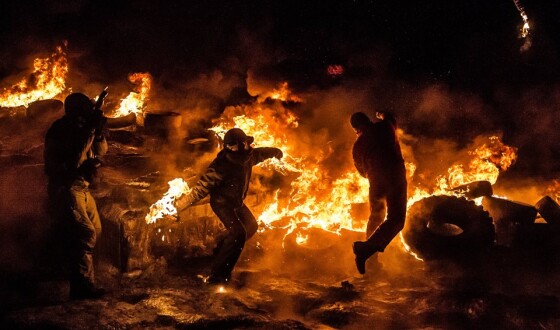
[513,0,530,38]
[327,65,344,76]
[512,0,532,51]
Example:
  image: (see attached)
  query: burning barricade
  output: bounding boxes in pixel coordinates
[2,44,560,282]
[95,80,560,276]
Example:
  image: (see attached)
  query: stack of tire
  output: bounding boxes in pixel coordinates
[402,195,495,261]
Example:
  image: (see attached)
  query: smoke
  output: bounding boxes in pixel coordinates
[0,164,49,272]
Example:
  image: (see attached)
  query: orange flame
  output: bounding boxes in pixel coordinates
[436,136,517,192]
[145,178,191,224]
[260,82,302,103]
[546,180,560,204]
[108,72,152,123]
[0,44,68,108]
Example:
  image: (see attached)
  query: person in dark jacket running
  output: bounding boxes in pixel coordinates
[44,92,108,299]
[350,111,407,274]
[175,128,283,284]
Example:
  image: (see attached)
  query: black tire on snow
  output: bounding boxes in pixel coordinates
[402,195,495,260]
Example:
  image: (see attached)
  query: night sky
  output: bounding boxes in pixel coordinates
[0,0,559,176]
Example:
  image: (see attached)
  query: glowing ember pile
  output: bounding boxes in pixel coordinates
[147,83,519,249]
[0,44,68,108]
[107,72,152,124]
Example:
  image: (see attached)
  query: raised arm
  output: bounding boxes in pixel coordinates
[252,147,284,165]
[376,111,397,128]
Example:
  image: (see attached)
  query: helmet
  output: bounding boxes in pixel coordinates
[350,112,371,129]
[223,128,254,149]
[64,93,94,117]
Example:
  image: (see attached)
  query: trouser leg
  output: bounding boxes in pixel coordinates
[367,198,385,239]
[236,204,258,240]
[366,179,386,239]
[212,204,257,258]
[69,184,100,288]
[210,202,248,280]
[367,178,407,252]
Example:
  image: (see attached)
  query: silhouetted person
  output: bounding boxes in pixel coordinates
[351,111,407,274]
[175,128,283,284]
[44,92,107,299]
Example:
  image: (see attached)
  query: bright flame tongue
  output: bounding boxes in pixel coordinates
[208,91,371,239]
[0,44,68,108]
[437,136,517,192]
[145,178,191,224]
[108,72,152,122]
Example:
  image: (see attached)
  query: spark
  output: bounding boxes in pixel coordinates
[512,0,532,51]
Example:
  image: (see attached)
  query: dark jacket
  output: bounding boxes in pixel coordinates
[44,116,108,186]
[178,147,282,208]
[352,114,404,179]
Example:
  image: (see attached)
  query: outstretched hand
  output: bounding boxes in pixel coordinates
[275,149,284,159]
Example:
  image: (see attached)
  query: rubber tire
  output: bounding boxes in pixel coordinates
[402,195,495,260]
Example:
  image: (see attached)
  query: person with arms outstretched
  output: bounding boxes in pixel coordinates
[175,128,283,284]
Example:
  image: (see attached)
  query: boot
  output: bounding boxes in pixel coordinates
[203,272,231,286]
[352,241,378,275]
[70,280,105,300]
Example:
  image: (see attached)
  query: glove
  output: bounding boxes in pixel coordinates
[175,193,194,212]
[79,158,102,183]
[274,149,284,159]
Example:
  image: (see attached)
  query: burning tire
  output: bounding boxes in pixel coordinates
[402,196,495,260]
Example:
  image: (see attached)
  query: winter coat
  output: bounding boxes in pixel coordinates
[177,147,282,209]
[44,115,108,186]
[352,115,405,179]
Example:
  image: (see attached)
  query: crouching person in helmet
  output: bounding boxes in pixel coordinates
[44,92,108,299]
[175,128,283,285]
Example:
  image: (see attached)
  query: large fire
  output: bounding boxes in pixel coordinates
[146,82,519,251]
[0,43,152,123]
[107,72,152,124]
[0,44,68,108]
[0,45,536,257]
